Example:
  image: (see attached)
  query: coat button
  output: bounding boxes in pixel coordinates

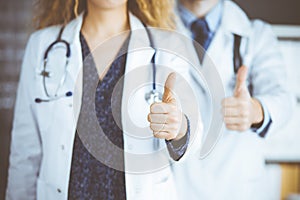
[69,104,73,107]
[57,188,62,193]
[61,145,65,150]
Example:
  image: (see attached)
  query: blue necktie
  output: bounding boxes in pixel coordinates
[191,18,211,63]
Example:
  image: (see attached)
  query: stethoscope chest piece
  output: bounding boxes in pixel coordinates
[145,90,162,105]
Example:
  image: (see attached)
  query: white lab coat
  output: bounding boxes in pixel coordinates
[173,1,293,200]
[6,13,203,200]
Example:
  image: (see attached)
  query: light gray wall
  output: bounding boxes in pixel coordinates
[0,1,33,199]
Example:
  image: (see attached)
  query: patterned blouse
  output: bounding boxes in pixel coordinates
[68,32,189,200]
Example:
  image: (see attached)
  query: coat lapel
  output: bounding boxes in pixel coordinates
[60,13,84,85]
[121,13,155,136]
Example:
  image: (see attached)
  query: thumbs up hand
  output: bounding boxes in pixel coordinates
[222,66,264,131]
[147,72,188,141]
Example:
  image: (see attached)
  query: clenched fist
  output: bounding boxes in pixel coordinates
[222,66,264,132]
[147,72,188,141]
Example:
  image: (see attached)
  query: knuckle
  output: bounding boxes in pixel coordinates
[150,103,157,113]
[168,133,176,140]
[147,114,151,122]
[150,124,155,130]
[225,124,231,129]
[153,132,160,138]
[166,115,174,123]
[223,118,228,124]
[224,117,230,123]
[150,124,159,131]
[224,118,228,123]
[170,116,179,124]
[169,112,179,122]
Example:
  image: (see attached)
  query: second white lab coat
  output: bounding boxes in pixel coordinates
[173,1,293,200]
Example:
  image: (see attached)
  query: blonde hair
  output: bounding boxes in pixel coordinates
[34,0,175,30]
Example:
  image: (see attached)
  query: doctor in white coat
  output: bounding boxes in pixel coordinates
[174,0,293,199]
[6,0,203,199]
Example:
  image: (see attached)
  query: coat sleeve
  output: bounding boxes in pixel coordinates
[249,20,295,138]
[6,33,42,200]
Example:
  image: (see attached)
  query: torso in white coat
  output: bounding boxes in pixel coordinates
[6,13,203,200]
[174,1,292,200]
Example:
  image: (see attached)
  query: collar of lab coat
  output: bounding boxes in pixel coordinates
[175,0,252,38]
[60,11,154,46]
[59,11,155,84]
[59,11,155,123]
[221,0,252,37]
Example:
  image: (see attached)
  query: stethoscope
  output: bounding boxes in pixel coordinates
[143,23,162,150]
[35,27,73,103]
[35,24,162,149]
[35,22,245,153]
[35,24,162,105]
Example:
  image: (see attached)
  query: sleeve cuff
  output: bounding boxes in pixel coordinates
[165,115,190,161]
[251,99,272,137]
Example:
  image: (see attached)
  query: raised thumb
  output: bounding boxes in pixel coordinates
[162,72,177,103]
[234,66,249,98]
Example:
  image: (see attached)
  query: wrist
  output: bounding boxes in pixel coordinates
[251,98,264,126]
[174,113,188,141]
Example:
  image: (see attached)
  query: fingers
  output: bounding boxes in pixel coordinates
[153,131,176,141]
[222,97,252,132]
[222,106,250,118]
[150,102,176,114]
[148,101,183,140]
[223,117,248,125]
[224,124,249,132]
[148,72,183,140]
[148,113,167,123]
[222,107,240,117]
[149,123,178,133]
[150,123,167,132]
[222,97,249,109]
[222,97,239,107]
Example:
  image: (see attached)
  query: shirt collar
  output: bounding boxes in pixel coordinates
[178,1,223,33]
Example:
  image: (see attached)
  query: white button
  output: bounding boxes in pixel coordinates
[69,104,73,107]
[61,145,65,150]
